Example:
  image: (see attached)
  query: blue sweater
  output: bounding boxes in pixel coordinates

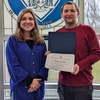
[6,35,48,100]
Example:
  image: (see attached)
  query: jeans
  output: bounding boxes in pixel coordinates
[57,81,93,100]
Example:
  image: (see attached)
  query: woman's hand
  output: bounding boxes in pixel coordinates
[45,51,51,55]
[45,51,51,56]
[28,79,41,92]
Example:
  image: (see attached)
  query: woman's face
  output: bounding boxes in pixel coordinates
[20,12,35,33]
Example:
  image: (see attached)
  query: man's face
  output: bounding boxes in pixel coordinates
[61,4,79,25]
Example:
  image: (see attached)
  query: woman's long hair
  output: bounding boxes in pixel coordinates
[14,8,44,44]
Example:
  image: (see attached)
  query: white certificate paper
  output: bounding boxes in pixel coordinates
[45,53,75,72]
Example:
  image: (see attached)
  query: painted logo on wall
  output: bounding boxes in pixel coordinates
[4,0,73,29]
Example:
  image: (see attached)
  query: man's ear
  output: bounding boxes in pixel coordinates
[77,12,80,16]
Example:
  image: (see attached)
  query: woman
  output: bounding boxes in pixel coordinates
[6,8,48,100]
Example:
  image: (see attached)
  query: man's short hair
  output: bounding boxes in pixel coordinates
[61,1,79,13]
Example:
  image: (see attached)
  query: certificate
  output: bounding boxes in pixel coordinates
[45,53,75,72]
[48,32,76,54]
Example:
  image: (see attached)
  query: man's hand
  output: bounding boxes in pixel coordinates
[71,64,79,75]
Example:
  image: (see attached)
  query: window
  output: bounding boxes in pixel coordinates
[1,0,100,100]
[84,0,100,83]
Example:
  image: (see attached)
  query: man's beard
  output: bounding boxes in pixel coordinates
[66,20,75,25]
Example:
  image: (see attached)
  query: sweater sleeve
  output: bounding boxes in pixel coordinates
[77,28,100,71]
[38,43,49,80]
[6,36,29,85]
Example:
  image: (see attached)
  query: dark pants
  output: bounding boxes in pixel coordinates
[57,81,93,100]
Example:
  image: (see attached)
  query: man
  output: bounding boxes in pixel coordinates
[57,1,100,100]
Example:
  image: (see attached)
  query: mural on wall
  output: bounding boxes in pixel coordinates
[4,0,73,30]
